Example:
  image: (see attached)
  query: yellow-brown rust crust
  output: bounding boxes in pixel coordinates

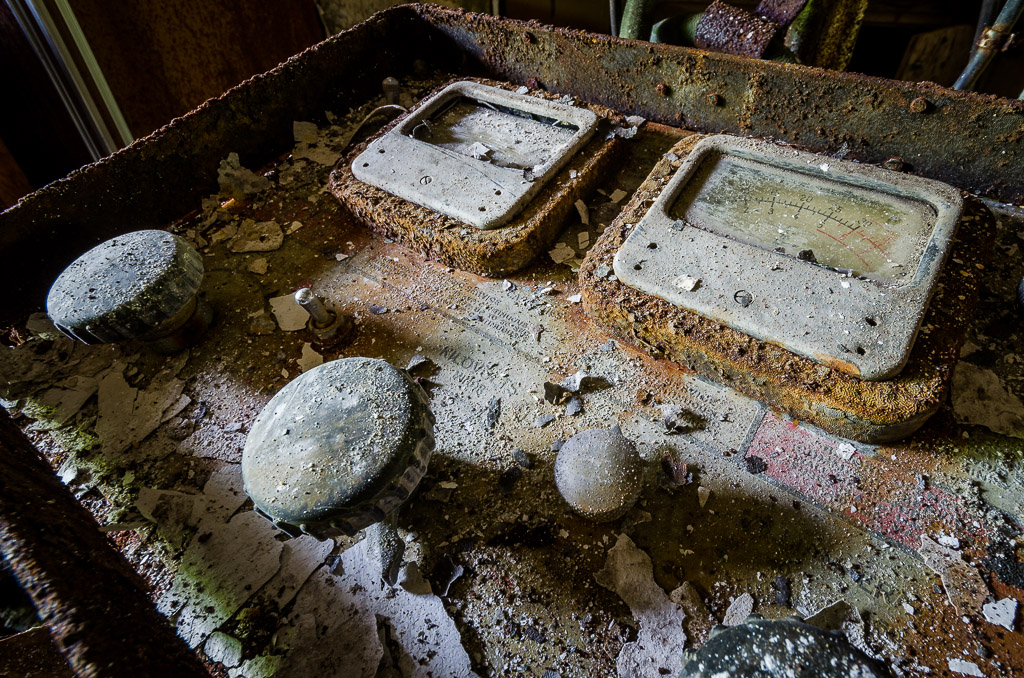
[580,135,996,443]
[329,77,624,277]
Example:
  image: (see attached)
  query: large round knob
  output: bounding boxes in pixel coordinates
[679,616,893,677]
[242,357,434,540]
[46,230,211,352]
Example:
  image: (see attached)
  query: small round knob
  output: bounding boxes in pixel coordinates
[555,426,642,522]
[679,617,893,677]
[46,230,210,352]
[242,357,434,540]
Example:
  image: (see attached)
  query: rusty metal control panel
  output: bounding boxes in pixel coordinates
[613,135,963,380]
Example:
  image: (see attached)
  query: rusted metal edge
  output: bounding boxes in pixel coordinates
[411,5,1024,203]
[0,409,211,677]
[0,5,453,325]
[579,135,996,443]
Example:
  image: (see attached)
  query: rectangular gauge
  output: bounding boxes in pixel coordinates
[351,81,599,230]
[613,135,964,380]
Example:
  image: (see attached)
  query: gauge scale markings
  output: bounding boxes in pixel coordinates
[614,134,963,380]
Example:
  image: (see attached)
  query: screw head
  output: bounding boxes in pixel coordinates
[734,290,753,307]
[909,97,929,114]
[419,175,432,185]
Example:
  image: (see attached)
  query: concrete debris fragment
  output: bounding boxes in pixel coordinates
[670,582,715,642]
[406,354,432,373]
[292,121,342,166]
[398,562,433,595]
[502,279,515,292]
[919,535,989,615]
[210,222,238,244]
[218,152,271,198]
[260,536,334,610]
[835,442,856,460]
[515,85,529,94]
[369,304,389,315]
[229,220,283,253]
[286,220,304,234]
[565,396,583,417]
[937,534,961,549]
[512,448,534,469]
[609,189,628,204]
[467,141,491,159]
[722,592,754,626]
[626,115,646,127]
[567,293,582,303]
[948,658,986,677]
[599,339,616,352]
[594,534,686,677]
[248,257,268,275]
[269,294,308,331]
[205,632,243,668]
[158,511,284,648]
[486,396,501,428]
[549,242,576,264]
[673,274,701,292]
[297,342,323,373]
[560,370,606,394]
[535,414,555,428]
[575,199,590,225]
[982,598,1017,630]
[697,486,711,508]
[660,404,703,434]
[951,362,1024,438]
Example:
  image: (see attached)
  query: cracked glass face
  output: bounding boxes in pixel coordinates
[669,151,937,285]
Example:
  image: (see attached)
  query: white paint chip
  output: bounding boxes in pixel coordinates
[270,294,308,332]
[594,534,686,677]
[948,658,985,676]
[982,597,1017,631]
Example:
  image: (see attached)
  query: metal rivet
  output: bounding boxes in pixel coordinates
[734,290,753,307]
[909,97,929,114]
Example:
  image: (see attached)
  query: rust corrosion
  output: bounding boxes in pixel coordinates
[330,78,623,277]
[1,4,1022,324]
[580,135,996,443]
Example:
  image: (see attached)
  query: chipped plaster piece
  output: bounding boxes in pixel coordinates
[95,363,185,456]
[275,538,475,676]
[919,535,989,616]
[297,343,324,373]
[610,189,628,203]
[948,658,986,677]
[804,600,870,654]
[982,598,1017,631]
[673,275,701,292]
[952,362,1024,438]
[835,442,856,460]
[549,242,576,264]
[229,220,284,253]
[293,121,342,166]
[697,486,711,508]
[269,294,308,332]
[594,534,686,678]
[575,199,590,225]
[722,592,754,626]
[205,632,243,668]
[218,152,271,198]
[248,258,269,275]
[158,511,284,648]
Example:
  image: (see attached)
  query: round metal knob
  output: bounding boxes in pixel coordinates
[679,617,893,677]
[46,230,211,352]
[242,357,434,540]
[555,426,643,522]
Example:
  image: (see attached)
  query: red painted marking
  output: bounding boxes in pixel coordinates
[746,415,990,549]
[816,228,872,269]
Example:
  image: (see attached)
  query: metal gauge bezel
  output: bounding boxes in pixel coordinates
[613,134,963,380]
[351,81,599,230]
